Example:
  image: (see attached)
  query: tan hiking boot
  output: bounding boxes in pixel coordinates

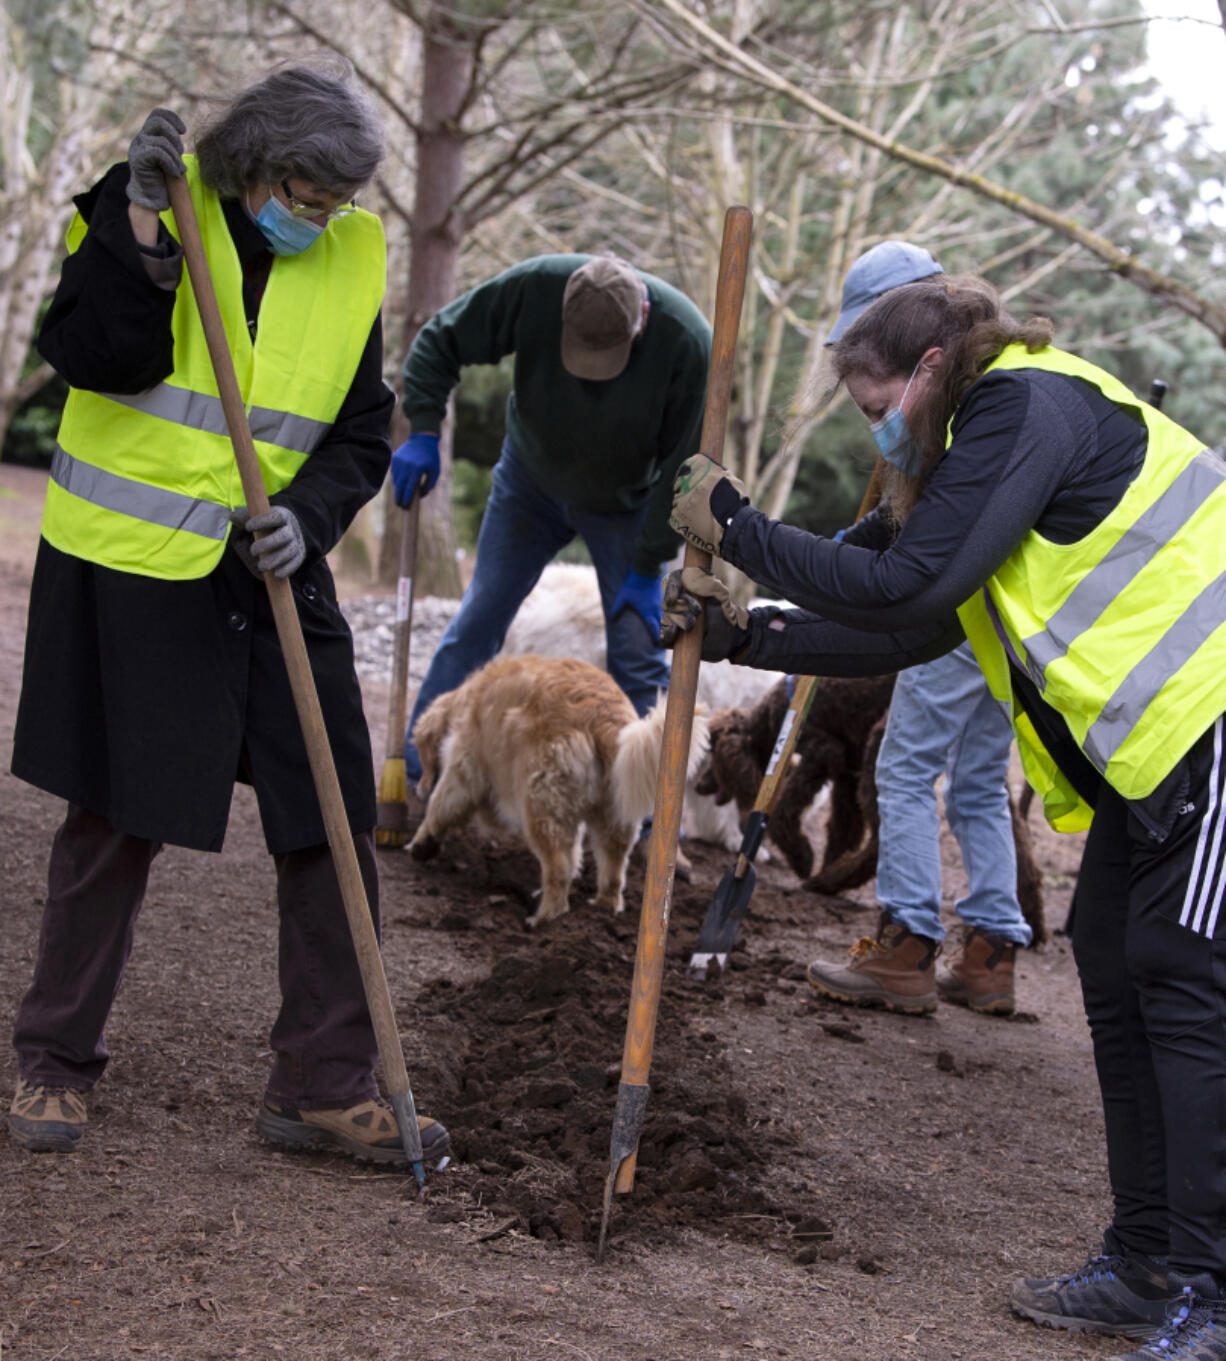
[806,918,939,1015]
[937,926,1017,1015]
[256,1096,451,1165]
[8,1078,88,1152]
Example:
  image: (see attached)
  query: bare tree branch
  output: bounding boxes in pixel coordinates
[641,0,1226,348]
[266,0,422,133]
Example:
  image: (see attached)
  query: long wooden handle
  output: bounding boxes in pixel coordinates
[614,205,753,1193]
[166,175,423,1163]
[741,446,883,843]
[750,675,820,813]
[384,492,423,761]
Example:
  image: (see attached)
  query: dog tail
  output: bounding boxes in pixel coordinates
[612,697,711,829]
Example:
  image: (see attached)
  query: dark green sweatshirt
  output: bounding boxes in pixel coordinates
[400,254,712,577]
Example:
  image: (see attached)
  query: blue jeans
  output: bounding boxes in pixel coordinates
[874,641,1032,946]
[404,443,669,782]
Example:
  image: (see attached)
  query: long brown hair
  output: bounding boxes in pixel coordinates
[833,275,1054,476]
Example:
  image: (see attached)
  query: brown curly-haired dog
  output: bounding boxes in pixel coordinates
[698,676,1047,944]
[694,675,896,883]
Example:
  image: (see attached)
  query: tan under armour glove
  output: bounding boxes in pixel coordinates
[668,453,749,557]
[660,567,751,661]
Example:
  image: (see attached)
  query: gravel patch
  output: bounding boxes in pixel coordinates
[341,593,459,683]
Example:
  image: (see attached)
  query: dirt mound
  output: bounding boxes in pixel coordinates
[399,839,837,1256]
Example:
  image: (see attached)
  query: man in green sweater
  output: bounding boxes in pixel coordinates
[392,252,711,795]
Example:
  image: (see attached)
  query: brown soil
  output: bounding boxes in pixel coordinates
[0,463,1122,1360]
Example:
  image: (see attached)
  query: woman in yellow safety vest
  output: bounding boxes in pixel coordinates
[7,66,449,1170]
[666,274,1226,1358]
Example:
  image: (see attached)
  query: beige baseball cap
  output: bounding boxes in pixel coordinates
[560,255,644,381]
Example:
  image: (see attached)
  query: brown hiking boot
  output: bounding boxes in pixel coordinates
[256,1096,451,1165]
[806,917,939,1015]
[937,926,1017,1015]
[7,1077,88,1152]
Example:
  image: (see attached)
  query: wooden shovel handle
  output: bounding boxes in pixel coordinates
[384,490,423,760]
[752,418,885,829]
[614,205,753,1192]
[165,174,422,1156]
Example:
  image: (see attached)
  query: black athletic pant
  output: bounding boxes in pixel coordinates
[1072,716,1226,1283]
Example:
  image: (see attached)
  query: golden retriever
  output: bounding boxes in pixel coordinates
[409,655,709,928]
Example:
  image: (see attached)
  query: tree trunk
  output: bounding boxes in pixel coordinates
[377,7,476,596]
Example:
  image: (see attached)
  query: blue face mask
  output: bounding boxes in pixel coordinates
[868,361,925,478]
[246,190,324,257]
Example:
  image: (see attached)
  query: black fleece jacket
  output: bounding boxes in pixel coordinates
[715,364,1156,819]
[723,367,1147,677]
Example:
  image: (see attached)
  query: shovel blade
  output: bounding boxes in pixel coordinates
[687,861,757,980]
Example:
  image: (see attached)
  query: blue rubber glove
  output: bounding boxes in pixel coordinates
[611,568,663,639]
[391,431,440,506]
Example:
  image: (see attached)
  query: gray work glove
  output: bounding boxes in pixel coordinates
[669,452,749,558]
[660,566,751,661]
[126,108,187,212]
[230,505,307,579]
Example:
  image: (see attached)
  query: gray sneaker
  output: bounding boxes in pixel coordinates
[1112,1277,1226,1359]
[1011,1248,1175,1339]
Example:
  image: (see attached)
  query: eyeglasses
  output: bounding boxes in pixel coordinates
[279,179,357,222]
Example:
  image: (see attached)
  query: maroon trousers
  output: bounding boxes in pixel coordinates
[13,804,380,1109]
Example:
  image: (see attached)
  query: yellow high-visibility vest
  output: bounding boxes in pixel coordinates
[957,343,1224,831]
[42,155,386,579]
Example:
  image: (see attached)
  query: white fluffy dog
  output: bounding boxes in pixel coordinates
[410,654,710,928]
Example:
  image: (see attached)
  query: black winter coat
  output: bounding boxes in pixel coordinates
[11,166,393,853]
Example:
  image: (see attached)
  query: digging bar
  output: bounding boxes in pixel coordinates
[376,483,427,849]
[687,673,821,979]
[596,204,753,1261]
[165,171,429,1187]
[685,449,890,978]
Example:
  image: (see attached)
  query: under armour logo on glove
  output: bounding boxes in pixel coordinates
[668,452,749,558]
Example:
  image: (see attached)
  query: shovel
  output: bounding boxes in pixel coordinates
[686,445,888,978]
[165,171,429,1187]
[596,204,753,1262]
[375,483,426,849]
[687,673,821,979]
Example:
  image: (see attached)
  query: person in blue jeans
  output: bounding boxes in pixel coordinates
[805,242,1032,1015]
[410,439,671,726]
[390,253,711,865]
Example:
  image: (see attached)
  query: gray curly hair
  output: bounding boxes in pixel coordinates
[195,63,385,200]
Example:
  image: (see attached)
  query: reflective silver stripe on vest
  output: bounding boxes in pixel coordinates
[102,385,330,454]
[1021,449,1226,692]
[1082,567,1226,772]
[51,445,230,540]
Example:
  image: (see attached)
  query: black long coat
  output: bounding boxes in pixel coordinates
[11,166,393,854]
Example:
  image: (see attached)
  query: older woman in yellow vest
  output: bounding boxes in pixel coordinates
[666,275,1226,1358]
[7,66,449,1169]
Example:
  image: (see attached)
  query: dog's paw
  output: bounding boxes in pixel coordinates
[526,901,570,930]
[408,832,441,862]
[590,893,624,915]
